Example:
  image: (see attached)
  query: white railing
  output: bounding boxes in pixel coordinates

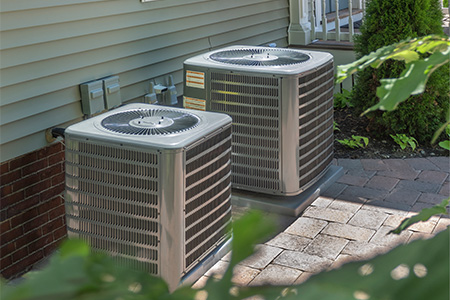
[309,0,364,42]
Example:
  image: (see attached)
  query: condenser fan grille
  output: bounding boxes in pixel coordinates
[101,108,200,135]
[209,48,310,66]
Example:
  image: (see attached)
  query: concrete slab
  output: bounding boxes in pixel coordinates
[231,165,343,216]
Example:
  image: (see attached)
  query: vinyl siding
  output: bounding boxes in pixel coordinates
[0,0,289,162]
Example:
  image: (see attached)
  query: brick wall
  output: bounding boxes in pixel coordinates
[0,142,67,279]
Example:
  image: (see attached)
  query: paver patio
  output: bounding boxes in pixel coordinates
[193,157,450,289]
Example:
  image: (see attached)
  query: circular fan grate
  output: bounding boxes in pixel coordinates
[209,48,310,66]
[101,108,200,135]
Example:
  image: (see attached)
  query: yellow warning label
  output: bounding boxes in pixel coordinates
[183,96,206,111]
[186,70,205,89]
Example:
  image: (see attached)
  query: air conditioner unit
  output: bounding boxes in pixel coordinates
[183,45,334,196]
[64,103,232,291]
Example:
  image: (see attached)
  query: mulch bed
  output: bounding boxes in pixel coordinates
[333,108,449,159]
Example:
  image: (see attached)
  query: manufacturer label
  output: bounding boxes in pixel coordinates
[183,96,206,111]
[186,70,205,89]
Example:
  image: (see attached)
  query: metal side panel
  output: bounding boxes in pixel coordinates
[183,125,233,274]
[207,70,283,195]
[64,137,161,276]
[158,148,186,292]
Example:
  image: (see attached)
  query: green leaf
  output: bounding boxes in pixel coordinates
[363,47,450,114]
[389,50,420,63]
[389,197,449,234]
[59,239,90,259]
[439,140,450,150]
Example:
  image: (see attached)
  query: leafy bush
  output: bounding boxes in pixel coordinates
[333,89,353,109]
[351,0,449,144]
[337,135,369,149]
[390,134,418,151]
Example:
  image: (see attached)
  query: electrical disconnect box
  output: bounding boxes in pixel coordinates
[103,76,122,109]
[80,80,105,115]
[80,76,122,116]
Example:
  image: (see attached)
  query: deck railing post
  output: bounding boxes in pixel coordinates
[310,0,316,39]
[335,0,341,41]
[322,0,327,41]
[348,0,354,41]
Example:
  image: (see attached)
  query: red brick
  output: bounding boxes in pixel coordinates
[0,242,16,257]
[0,191,25,210]
[37,143,63,159]
[53,226,67,240]
[7,195,40,219]
[12,247,29,262]
[2,250,44,279]
[1,161,9,174]
[37,198,61,215]
[51,172,65,186]
[23,159,48,177]
[49,204,65,220]
[15,228,42,249]
[39,164,62,180]
[40,183,64,203]
[11,173,40,193]
[9,152,38,171]
[1,169,22,186]
[23,214,49,232]
[0,255,12,270]
[1,220,11,233]
[1,226,23,244]
[11,208,39,228]
[43,240,61,256]
[25,179,52,198]
[42,218,63,235]
[28,234,53,253]
[1,185,12,198]
[48,152,65,166]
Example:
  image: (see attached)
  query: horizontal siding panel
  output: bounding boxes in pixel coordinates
[1,102,81,144]
[1,0,279,49]
[1,3,287,68]
[1,8,288,87]
[0,0,289,162]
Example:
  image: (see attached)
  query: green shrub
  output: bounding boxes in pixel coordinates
[351,0,449,144]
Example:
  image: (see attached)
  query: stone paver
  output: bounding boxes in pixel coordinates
[405,157,441,171]
[369,225,413,247]
[417,192,447,205]
[439,182,450,196]
[360,159,389,171]
[364,175,399,191]
[348,209,389,230]
[284,217,328,238]
[232,265,260,286]
[310,196,333,208]
[426,157,450,172]
[193,156,448,290]
[322,222,375,242]
[302,206,353,223]
[266,232,311,251]
[321,182,347,198]
[240,244,283,269]
[342,241,390,259]
[328,199,364,213]
[304,234,348,260]
[384,188,421,206]
[338,185,388,202]
[362,199,411,215]
[337,174,369,187]
[273,250,333,273]
[417,170,448,185]
[249,265,302,286]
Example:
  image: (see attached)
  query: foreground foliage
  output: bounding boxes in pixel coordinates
[2,210,449,300]
[350,0,449,143]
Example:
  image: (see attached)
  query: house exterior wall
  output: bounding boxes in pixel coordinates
[0,0,289,279]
